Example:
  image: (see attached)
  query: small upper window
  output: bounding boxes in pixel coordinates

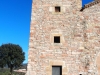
[54,36,60,43]
[55,6,61,12]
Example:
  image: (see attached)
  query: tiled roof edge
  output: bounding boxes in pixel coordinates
[80,0,100,11]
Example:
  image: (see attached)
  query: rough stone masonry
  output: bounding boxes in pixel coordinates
[26,0,100,75]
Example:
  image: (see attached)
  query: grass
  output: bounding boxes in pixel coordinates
[0,68,25,75]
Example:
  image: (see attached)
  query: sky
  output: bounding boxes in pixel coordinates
[0,0,93,63]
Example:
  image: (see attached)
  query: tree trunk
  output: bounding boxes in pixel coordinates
[10,65,13,75]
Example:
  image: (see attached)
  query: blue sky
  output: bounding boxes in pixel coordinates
[0,0,93,63]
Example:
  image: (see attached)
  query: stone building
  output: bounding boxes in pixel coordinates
[26,0,100,75]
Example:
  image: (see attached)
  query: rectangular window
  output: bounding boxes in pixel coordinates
[52,66,62,75]
[55,6,61,12]
[54,36,60,43]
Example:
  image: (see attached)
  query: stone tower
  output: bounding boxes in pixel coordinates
[26,0,100,75]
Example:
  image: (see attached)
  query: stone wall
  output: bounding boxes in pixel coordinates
[26,0,100,75]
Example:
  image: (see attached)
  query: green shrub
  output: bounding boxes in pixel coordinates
[0,68,25,75]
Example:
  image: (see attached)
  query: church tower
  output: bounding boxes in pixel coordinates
[26,0,100,75]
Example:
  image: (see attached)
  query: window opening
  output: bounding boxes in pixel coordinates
[52,66,62,75]
[55,6,61,12]
[54,36,60,43]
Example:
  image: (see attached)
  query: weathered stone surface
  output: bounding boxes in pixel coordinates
[26,0,100,75]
